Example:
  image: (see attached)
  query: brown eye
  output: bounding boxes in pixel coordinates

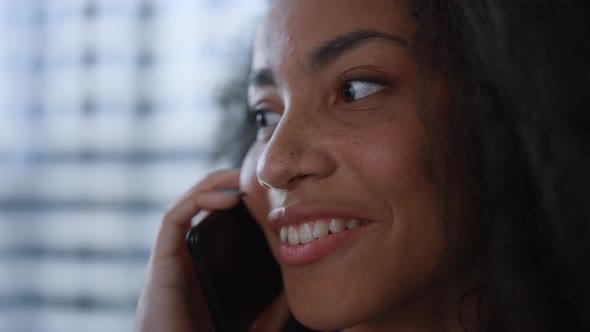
[254,110,281,129]
[343,83,355,101]
[255,111,267,127]
[341,81,385,103]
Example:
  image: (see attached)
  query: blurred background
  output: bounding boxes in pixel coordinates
[0,0,265,331]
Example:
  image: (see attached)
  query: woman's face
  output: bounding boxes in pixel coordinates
[240,0,459,330]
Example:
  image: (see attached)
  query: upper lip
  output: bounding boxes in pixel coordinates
[267,205,370,233]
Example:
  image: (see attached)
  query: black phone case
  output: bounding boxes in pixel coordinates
[186,201,283,331]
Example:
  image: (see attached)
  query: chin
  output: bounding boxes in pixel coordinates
[289,303,355,332]
[282,273,373,331]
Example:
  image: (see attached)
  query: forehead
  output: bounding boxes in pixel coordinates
[253,0,416,71]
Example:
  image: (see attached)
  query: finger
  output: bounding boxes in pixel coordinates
[155,191,241,258]
[249,293,290,332]
[162,169,241,228]
[154,169,242,258]
[174,169,241,207]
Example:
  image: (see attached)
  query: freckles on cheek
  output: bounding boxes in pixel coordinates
[353,126,425,195]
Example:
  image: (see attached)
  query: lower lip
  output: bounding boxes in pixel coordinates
[277,224,370,266]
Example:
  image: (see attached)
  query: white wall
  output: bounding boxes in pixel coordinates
[0,1,266,331]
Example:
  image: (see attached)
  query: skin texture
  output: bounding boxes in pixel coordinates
[137,1,590,331]
[135,170,240,332]
[241,0,472,331]
[134,169,290,332]
[136,1,477,331]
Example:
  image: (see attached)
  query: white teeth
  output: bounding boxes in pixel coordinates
[280,227,288,243]
[279,218,368,244]
[346,219,360,229]
[298,224,314,244]
[313,220,329,239]
[288,226,299,245]
[329,219,346,233]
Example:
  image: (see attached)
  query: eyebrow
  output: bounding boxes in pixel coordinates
[248,29,409,88]
[309,29,409,72]
[249,67,276,88]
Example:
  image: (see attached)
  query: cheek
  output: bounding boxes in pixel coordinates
[239,143,269,224]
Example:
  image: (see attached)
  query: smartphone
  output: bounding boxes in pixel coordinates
[186,200,283,332]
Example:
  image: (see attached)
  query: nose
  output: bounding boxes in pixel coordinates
[256,108,337,191]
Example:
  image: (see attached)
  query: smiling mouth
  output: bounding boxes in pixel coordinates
[279,218,370,245]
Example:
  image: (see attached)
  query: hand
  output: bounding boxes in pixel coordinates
[135,169,241,332]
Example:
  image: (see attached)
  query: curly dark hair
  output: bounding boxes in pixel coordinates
[212,1,590,331]
[411,1,590,331]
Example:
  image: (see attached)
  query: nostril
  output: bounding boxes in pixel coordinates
[287,173,311,186]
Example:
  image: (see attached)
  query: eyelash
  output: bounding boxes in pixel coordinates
[249,73,395,128]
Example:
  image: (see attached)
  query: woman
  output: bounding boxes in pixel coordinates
[135,0,590,331]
